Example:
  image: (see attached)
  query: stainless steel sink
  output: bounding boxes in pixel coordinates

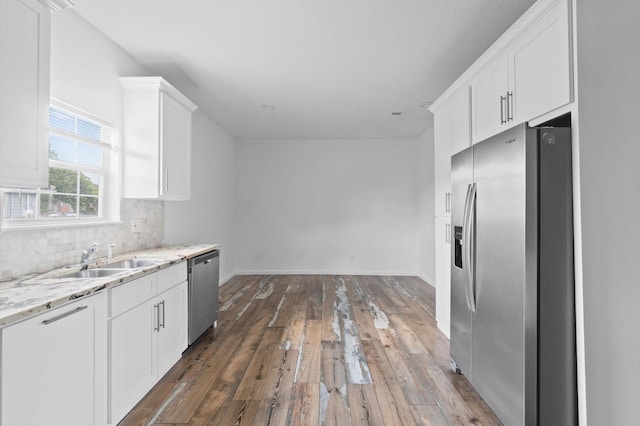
[99,259,164,269]
[59,269,128,279]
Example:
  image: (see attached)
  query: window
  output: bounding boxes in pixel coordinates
[1,101,115,226]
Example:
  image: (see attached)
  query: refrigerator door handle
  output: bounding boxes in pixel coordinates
[467,183,477,312]
[462,184,474,311]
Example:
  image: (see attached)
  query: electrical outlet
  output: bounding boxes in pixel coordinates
[131,219,142,233]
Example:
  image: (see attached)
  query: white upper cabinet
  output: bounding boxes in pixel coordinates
[433,106,451,217]
[470,0,572,143]
[471,56,510,143]
[449,86,472,155]
[509,0,572,123]
[121,77,197,200]
[0,0,50,188]
[432,85,471,217]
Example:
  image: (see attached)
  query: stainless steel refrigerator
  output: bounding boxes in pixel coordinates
[450,123,577,425]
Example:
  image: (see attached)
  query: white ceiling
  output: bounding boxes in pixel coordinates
[72,0,536,139]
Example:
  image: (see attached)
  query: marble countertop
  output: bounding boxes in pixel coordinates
[0,244,219,328]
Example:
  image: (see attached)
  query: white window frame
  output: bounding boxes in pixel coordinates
[1,100,120,229]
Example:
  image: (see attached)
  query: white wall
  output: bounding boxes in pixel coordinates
[575,1,640,424]
[235,138,420,275]
[163,110,237,283]
[416,128,436,285]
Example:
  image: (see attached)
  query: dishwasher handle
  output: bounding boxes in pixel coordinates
[190,250,219,267]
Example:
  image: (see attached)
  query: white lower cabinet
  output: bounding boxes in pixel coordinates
[110,297,157,423]
[1,292,107,426]
[435,216,451,339]
[157,282,188,376]
[108,263,188,425]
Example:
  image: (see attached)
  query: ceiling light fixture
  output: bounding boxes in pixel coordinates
[37,0,74,11]
[261,104,276,111]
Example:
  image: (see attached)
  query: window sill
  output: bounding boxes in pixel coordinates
[1,219,122,232]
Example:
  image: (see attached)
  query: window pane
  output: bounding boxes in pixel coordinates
[77,141,102,167]
[79,196,99,217]
[77,118,102,142]
[3,192,37,219]
[3,104,112,225]
[41,194,77,217]
[49,106,76,133]
[80,172,100,195]
[49,168,78,194]
[49,134,76,163]
[39,193,52,217]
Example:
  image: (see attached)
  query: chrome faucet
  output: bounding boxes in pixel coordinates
[80,243,99,268]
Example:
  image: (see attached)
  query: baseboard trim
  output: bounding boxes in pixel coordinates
[416,274,435,288]
[219,272,235,286]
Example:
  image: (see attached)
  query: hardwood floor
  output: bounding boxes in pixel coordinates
[119,275,501,425]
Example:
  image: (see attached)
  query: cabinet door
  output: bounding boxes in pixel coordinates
[433,109,451,217]
[1,293,106,426]
[450,86,472,155]
[156,281,188,376]
[471,56,509,143]
[160,92,192,200]
[435,216,452,338]
[510,0,572,123]
[0,0,50,188]
[110,298,157,424]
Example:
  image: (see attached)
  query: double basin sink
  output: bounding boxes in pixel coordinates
[60,259,164,279]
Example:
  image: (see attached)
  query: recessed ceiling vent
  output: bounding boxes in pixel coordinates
[391,112,403,117]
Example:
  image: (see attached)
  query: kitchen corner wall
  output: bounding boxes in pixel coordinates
[416,128,436,285]
[0,200,163,279]
[163,111,237,284]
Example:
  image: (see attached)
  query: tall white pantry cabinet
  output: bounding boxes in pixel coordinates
[430,0,573,338]
[431,85,472,339]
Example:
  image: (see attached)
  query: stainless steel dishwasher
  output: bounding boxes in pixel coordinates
[187,250,219,345]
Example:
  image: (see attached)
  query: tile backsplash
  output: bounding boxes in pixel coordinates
[0,199,163,280]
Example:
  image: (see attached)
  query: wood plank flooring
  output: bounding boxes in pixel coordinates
[119,275,501,425]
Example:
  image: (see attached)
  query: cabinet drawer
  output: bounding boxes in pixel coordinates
[110,274,157,317]
[157,262,187,294]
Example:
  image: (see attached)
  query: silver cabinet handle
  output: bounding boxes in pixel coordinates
[160,300,166,329]
[42,306,88,325]
[445,192,451,213]
[445,222,451,244]
[500,95,507,125]
[154,304,160,332]
[164,169,169,192]
[507,91,514,122]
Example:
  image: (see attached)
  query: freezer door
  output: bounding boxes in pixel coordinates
[470,125,534,425]
[450,146,474,376]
